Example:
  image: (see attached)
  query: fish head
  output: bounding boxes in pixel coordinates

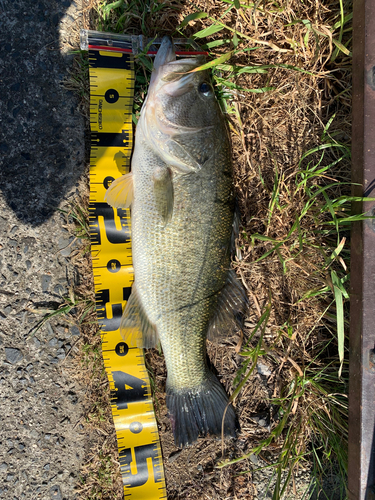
[140,37,225,173]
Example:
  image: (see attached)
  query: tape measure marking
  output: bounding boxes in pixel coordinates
[88,48,166,499]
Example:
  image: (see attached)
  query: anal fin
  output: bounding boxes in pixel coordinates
[207,269,249,341]
[120,283,159,348]
[231,200,242,261]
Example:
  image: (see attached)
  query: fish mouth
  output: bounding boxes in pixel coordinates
[150,37,205,96]
[149,36,176,91]
[153,36,176,71]
[153,37,205,71]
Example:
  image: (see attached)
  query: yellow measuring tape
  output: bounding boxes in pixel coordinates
[88,46,166,499]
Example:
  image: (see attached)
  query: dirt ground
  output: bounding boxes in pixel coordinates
[75,1,351,499]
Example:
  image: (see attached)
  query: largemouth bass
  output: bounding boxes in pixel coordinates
[105,37,248,447]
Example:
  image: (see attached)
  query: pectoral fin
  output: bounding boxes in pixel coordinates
[120,283,159,349]
[104,172,134,209]
[152,166,174,224]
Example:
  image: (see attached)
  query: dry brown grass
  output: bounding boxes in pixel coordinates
[53,184,123,498]
[68,1,353,498]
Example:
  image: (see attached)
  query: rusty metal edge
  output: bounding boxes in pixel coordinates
[349,0,375,499]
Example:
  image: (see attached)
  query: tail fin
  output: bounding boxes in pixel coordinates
[166,373,239,448]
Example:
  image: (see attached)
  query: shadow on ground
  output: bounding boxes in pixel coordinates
[0,0,85,226]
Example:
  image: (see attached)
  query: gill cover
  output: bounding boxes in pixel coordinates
[139,37,216,175]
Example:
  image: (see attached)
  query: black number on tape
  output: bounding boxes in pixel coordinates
[119,443,163,488]
[107,259,121,273]
[95,289,122,332]
[105,88,119,103]
[91,130,130,147]
[89,202,130,246]
[115,342,129,357]
[111,371,147,410]
[103,176,115,189]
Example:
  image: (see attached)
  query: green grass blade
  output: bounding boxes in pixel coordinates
[331,270,345,377]
[326,237,346,266]
[193,24,226,38]
[178,11,208,29]
[332,38,351,57]
[189,52,233,72]
[216,64,268,74]
[201,39,231,49]
[231,303,271,401]
[101,0,124,19]
[254,242,284,263]
[333,12,353,30]
[331,0,346,61]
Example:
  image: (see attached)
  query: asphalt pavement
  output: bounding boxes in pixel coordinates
[0,1,88,498]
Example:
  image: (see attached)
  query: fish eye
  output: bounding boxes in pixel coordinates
[198,82,212,96]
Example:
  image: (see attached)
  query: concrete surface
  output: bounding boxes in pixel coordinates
[0,1,87,498]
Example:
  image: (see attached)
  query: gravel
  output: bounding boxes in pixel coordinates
[4,348,24,365]
[0,1,88,498]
